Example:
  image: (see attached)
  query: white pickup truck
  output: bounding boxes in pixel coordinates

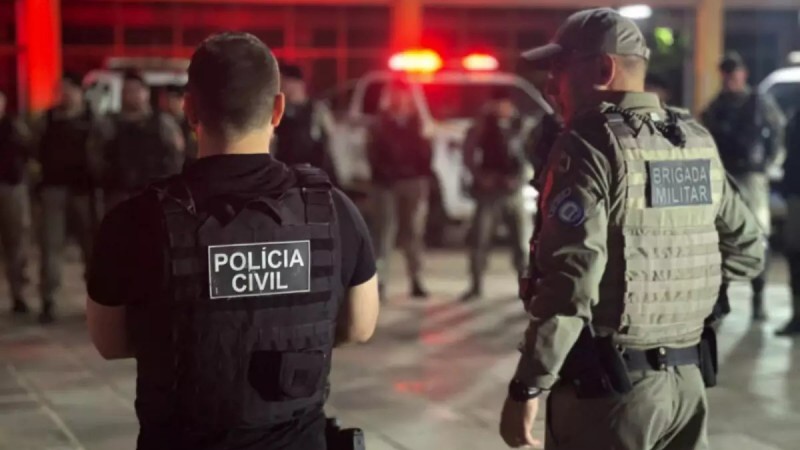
[324,50,551,243]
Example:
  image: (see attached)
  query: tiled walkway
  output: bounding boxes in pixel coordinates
[1,250,798,449]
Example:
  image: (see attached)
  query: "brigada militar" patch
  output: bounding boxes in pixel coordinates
[208,241,311,299]
[647,159,713,208]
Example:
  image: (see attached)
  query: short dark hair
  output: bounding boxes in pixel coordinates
[280,64,304,81]
[187,32,280,138]
[63,72,83,88]
[123,69,147,86]
[165,84,185,97]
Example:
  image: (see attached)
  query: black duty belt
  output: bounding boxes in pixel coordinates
[622,346,700,371]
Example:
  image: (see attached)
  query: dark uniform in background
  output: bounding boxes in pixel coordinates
[702,52,785,321]
[36,73,102,323]
[97,71,184,214]
[0,91,31,314]
[503,9,765,450]
[461,89,535,301]
[275,65,335,180]
[777,111,800,335]
[368,84,432,300]
[165,84,198,165]
[88,33,376,450]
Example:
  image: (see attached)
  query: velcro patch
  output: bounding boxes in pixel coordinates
[208,241,311,299]
[647,159,713,208]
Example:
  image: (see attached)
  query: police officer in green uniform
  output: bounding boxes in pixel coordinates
[0,90,32,314]
[702,52,784,321]
[461,88,535,301]
[499,9,766,450]
[86,33,378,450]
[96,71,185,214]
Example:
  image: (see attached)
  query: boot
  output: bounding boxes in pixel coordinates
[39,300,55,325]
[752,291,767,322]
[777,296,800,337]
[11,297,29,315]
[776,317,800,336]
[460,284,483,302]
[411,278,429,299]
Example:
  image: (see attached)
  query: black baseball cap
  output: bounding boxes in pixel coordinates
[719,52,745,74]
[522,8,650,66]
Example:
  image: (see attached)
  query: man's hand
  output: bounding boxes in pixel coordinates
[499,396,541,448]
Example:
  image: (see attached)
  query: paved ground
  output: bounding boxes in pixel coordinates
[1,248,799,449]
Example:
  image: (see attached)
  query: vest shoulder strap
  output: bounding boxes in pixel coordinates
[291,164,334,225]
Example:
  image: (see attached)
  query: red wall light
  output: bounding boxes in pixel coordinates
[463,53,499,71]
[389,49,443,73]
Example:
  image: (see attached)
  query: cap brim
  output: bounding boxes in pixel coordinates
[521,43,563,64]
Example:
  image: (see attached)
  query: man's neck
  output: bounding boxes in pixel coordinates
[196,129,273,159]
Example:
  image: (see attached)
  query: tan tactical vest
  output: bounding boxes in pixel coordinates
[593,108,725,349]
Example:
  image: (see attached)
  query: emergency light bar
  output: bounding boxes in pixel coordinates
[388,50,443,73]
[462,53,499,71]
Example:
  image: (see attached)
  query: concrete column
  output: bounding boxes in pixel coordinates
[16,0,62,113]
[693,0,724,113]
[391,0,423,51]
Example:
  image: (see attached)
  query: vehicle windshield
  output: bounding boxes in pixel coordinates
[421,82,542,121]
[767,82,800,118]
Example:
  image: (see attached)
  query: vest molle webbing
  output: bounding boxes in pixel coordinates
[594,109,724,349]
[132,166,340,443]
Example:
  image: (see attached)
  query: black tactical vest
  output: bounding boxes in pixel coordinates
[275,103,324,167]
[478,114,525,175]
[104,113,181,191]
[39,108,94,188]
[130,166,340,448]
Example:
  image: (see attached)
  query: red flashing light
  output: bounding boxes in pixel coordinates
[389,49,443,73]
[462,53,499,71]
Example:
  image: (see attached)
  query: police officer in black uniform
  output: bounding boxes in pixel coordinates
[165,84,199,165]
[86,33,379,450]
[274,65,335,180]
[36,73,102,323]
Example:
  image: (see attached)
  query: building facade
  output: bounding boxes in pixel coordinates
[3,0,799,113]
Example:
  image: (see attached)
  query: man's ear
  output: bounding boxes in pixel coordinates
[271,93,285,127]
[596,54,616,89]
[184,93,199,128]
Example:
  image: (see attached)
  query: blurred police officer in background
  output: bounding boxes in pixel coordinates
[368,82,432,300]
[86,32,379,450]
[500,9,765,449]
[461,88,534,302]
[0,90,32,315]
[96,70,185,213]
[777,111,800,335]
[35,73,102,324]
[165,84,198,165]
[702,52,784,321]
[275,65,336,181]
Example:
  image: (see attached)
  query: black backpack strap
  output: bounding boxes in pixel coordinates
[292,164,333,225]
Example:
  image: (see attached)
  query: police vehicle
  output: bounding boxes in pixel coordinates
[324,49,551,244]
[757,56,800,239]
[82,57,189,115]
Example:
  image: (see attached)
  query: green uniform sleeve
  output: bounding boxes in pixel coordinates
[514,130,612,389]
[716,173,767,281]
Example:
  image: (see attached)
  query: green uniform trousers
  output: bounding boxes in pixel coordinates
[39,186,96,304]
[372,177,430,283]
[546,365,708,450]
[0,184,28,302]
[468,190,530,287]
